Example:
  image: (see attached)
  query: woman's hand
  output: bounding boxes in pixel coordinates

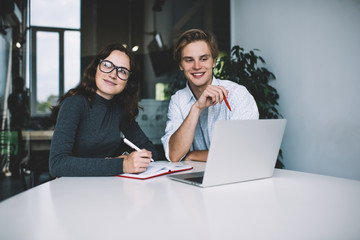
[121,150,152,173]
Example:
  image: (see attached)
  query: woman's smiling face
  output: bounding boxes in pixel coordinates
[95,50,130,100]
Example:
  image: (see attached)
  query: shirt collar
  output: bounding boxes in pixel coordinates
[184,81,195,103]
[212,77,220,86]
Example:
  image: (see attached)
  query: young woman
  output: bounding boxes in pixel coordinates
[49,43,158,177]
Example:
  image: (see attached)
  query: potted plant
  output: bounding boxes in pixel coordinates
[214,46,284,168]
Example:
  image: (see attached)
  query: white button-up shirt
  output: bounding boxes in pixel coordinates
[161,77,259,161]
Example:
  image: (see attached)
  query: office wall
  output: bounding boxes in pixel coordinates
[230,0,360,179]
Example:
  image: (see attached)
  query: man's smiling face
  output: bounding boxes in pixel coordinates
[179,40,216,91]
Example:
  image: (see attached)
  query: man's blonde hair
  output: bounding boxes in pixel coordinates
[173,29,219,63]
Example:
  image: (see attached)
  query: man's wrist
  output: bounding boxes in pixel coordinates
[191,102,203,114]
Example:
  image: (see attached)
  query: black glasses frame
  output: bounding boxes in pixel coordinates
[99,59,131,80]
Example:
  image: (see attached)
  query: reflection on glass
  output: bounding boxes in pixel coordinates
[36,31,59,113]
[30,0,81,29]
[65,31,81,92]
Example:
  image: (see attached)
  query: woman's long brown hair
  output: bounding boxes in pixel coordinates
[51,43,140,124]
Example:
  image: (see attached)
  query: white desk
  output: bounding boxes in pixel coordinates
[1,161,359,240]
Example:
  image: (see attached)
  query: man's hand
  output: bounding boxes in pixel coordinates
[195,85,229,110]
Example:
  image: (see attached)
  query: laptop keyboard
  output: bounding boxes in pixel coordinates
[185,176,204,184]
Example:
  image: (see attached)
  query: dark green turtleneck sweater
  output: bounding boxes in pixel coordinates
[49,94,158,177]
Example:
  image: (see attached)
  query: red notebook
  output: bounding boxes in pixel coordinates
[117,161,193,180]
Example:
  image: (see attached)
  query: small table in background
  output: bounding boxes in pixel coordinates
[21,130,54,187]
[22,130,53,151]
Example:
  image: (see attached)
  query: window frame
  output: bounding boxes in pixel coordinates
[28,26,80,116]
[27,0,81,116]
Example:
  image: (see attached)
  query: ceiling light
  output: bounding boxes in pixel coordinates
[132,45,139,52]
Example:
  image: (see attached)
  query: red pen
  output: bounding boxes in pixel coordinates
[223,95,231,111]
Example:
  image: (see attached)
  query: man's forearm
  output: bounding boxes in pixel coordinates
[185,150,208,162]
[169,104,202,161]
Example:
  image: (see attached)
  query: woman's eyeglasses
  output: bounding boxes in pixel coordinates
[99,59,131,80]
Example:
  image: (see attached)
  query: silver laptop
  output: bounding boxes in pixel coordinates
[168,119,287,187]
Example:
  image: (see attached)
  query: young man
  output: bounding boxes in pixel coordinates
[161,29,259,162]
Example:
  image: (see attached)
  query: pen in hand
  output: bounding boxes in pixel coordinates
[123,138,154,162]
[223,95,231,111]
[218,85,231,111]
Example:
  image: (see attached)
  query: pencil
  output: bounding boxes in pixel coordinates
[223,95,232,111]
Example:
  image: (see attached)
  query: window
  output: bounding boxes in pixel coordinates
[26,0,81,115]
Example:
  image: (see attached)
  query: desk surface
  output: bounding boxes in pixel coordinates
[1,161,359,240]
